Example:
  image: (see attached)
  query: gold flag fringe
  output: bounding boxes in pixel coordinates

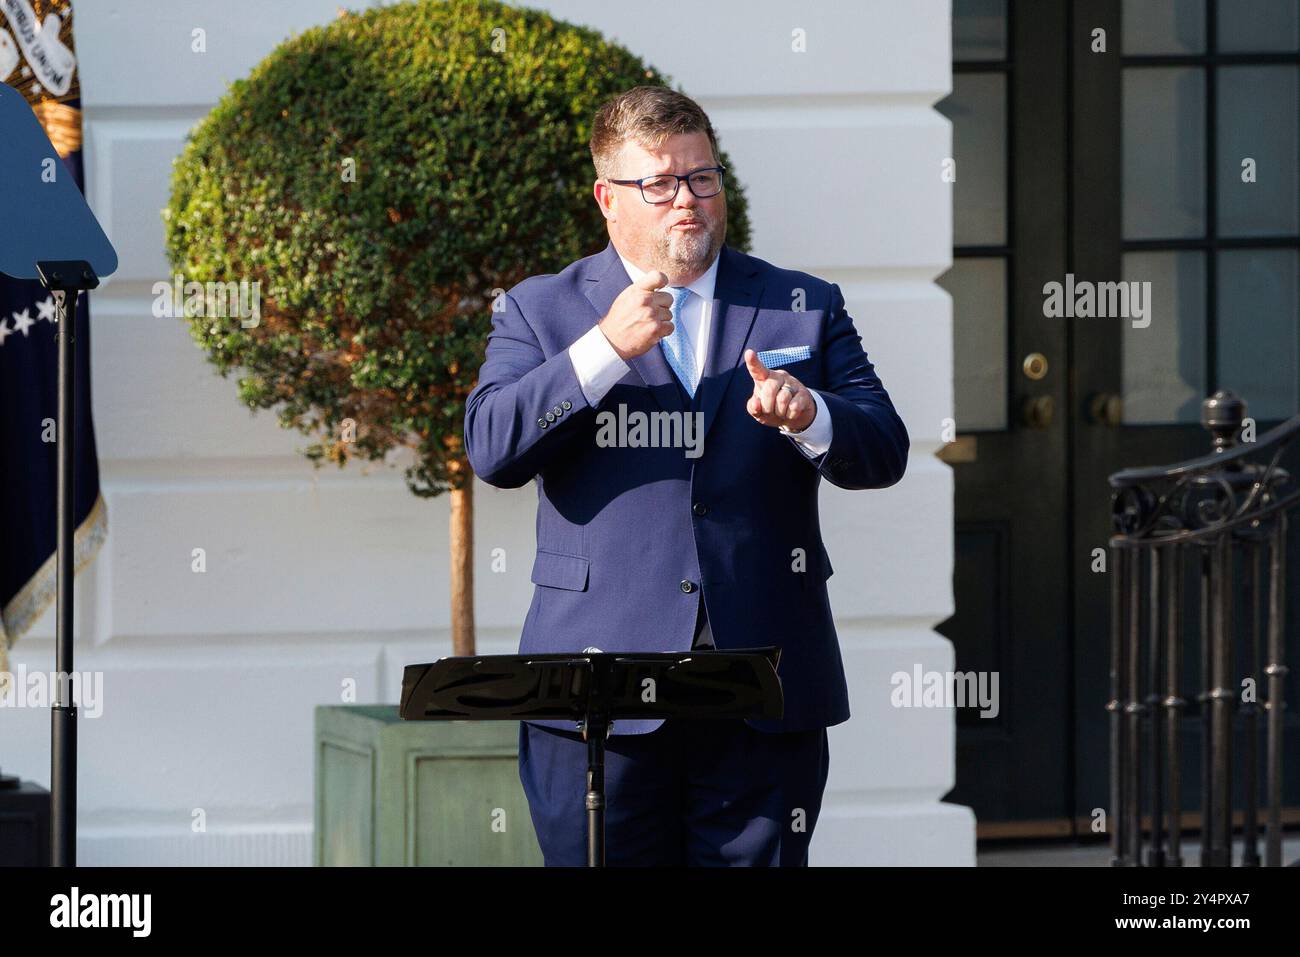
[0,491,108,693]
[30,100,82,157]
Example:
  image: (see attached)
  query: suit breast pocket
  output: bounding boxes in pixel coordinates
[530,549,590,591]
[755,345,820,388]
[755,345,814,370]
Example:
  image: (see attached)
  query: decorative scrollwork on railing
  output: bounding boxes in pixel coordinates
[1110,391,1300,546]
[1112,485,1156,537]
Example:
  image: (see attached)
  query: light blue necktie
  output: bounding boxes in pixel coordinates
[659,286,698,397]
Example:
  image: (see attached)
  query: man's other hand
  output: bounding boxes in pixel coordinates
[744,349,817,433]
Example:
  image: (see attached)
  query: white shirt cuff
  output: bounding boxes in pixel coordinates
[781,389,833,457]
[568,325,632,407]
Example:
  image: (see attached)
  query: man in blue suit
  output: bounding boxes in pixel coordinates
[464,86,908,865]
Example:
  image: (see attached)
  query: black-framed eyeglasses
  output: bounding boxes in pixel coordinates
[606,165,726,204]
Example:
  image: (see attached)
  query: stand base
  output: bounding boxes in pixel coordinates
[0,779,51,866]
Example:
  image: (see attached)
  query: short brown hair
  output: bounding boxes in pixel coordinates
[589,85,720,180]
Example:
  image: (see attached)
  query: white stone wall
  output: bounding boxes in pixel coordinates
[3,0,969,865]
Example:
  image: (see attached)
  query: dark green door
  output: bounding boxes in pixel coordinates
[941,0,1300,839]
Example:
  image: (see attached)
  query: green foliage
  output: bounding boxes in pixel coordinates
[163,0,751,496]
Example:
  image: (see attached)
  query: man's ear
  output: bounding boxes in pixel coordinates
[594,178,616,222]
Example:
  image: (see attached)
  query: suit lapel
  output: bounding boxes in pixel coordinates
[698,244,763,440]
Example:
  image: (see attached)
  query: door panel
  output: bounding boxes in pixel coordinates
[938,0,1072,831]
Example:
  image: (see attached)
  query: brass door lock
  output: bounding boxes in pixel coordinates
[1021,394,1054,429]
[1087,392,1123,427]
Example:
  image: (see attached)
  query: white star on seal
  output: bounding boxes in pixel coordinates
[0,319,12,347]
[12,309,36,336]
[37,296,57,322]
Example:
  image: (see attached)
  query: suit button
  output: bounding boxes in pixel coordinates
[680,580,696,593]
[553,405,563,416]
[561,400,572,410]
[538,418,548,429]
[692,502,708,516]
[545,411,555,422]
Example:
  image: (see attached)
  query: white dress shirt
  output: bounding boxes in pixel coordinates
[566,248,835,648]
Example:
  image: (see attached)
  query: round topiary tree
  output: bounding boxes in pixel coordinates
[163,0,751,655]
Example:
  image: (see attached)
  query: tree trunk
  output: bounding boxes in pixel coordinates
[449,478,474,657]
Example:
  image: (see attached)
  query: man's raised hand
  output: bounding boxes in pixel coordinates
[598,270,675,361]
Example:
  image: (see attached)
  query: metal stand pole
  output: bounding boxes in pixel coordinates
[36,261,100,868]
[50,285,79,868]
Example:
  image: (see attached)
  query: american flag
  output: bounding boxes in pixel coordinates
[0,0,106,684]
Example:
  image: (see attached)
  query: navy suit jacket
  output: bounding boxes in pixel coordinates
[464,240,909,735]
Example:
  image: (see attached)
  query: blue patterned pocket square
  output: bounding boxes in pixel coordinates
[755,345,812,368]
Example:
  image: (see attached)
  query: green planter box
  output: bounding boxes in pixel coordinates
[314,705,543,866]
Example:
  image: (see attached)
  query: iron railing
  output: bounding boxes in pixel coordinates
[1109,390,1300,866]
